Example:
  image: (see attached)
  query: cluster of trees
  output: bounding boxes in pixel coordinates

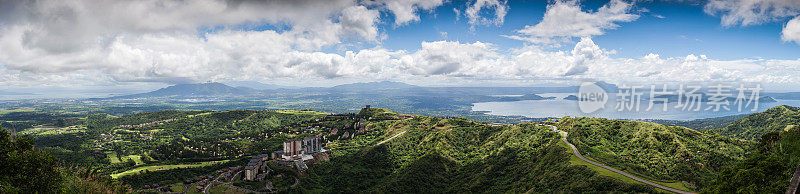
[85,110,208,133]
[0,128,62,192]
[649,114,748,130]
[0,128,124,193]
[705,125,800,193]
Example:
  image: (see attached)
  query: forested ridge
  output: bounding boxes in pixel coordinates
[714,105,800,141]
[301,116,655,193]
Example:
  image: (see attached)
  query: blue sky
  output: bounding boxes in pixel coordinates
[376,0,800,60]
[0,0,800,95]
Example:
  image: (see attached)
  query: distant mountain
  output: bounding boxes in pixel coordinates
[650,94,776,103]
[330,81,419,91]
[0,90,33,95]
[223,81,293,90]
[593,81,619,93]
[714,105,800,141]
[764,92,800,100]
[563,95,578,100]
[492,94,556,101]
[106,82,252,99]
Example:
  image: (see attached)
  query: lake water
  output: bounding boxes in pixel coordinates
[472,93,800,120]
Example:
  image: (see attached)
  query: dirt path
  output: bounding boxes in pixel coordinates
[546,125,695,194]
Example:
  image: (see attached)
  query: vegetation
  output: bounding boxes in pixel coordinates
[3,103,800,193]
[714,105,800,141]
[0,128,126,193]
[302,116,655,193]
[0,128,62,193]
[705,124,800,193]
[648,114,748,130]
[558,117,752,188]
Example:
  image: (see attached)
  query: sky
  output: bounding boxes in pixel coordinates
[1,0,800,96]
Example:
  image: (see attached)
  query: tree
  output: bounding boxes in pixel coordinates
[0,127,63,193]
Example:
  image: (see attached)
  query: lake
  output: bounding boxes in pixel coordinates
[472,93,800,120]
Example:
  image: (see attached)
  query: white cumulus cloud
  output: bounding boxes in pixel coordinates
[379,0,446,26]
[704,0,800,26]
[464,0,509,28]
[782,16,800,44]
[505,0,639,44]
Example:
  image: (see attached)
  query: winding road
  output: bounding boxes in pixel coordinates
[545,125,695,194]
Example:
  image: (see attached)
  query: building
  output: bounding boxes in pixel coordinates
[302,135,322,154]
[271,150,283,160]
[244,165,257,181]
[244,158,260,181]
[283,139,302,160]
[244,154,268,181]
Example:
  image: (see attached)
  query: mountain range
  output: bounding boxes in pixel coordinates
[105,82,253,99]
[101,81,619,99]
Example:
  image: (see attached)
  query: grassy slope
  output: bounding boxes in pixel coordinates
[559,117,752,188]
[110,160,230,179]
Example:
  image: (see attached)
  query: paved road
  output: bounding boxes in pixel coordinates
[787,162,800,194]
[546,125,695,194]
[377,131,406,145]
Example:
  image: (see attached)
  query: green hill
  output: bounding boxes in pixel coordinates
[705,126,800,193]
[302,116,654,193]
[558,117,752,188]
[716,105,800,141]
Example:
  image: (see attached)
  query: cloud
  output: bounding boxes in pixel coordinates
[505,0,638,44]
[1,0,380,53]
[402,41,499,76]
[1,0,799,89]
[464,0,509,28]
[782,16,800,44]
[380,0,446,26]
[704,0,800,26]
[0,0,385,85]
[394,38,800,86]
[702,0,800,45]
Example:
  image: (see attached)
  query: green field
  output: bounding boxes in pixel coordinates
[106,152,121,164]
[122,155,144,165]
[169,184,187,192]
[209,184,246,193]
[110,160,230,179]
